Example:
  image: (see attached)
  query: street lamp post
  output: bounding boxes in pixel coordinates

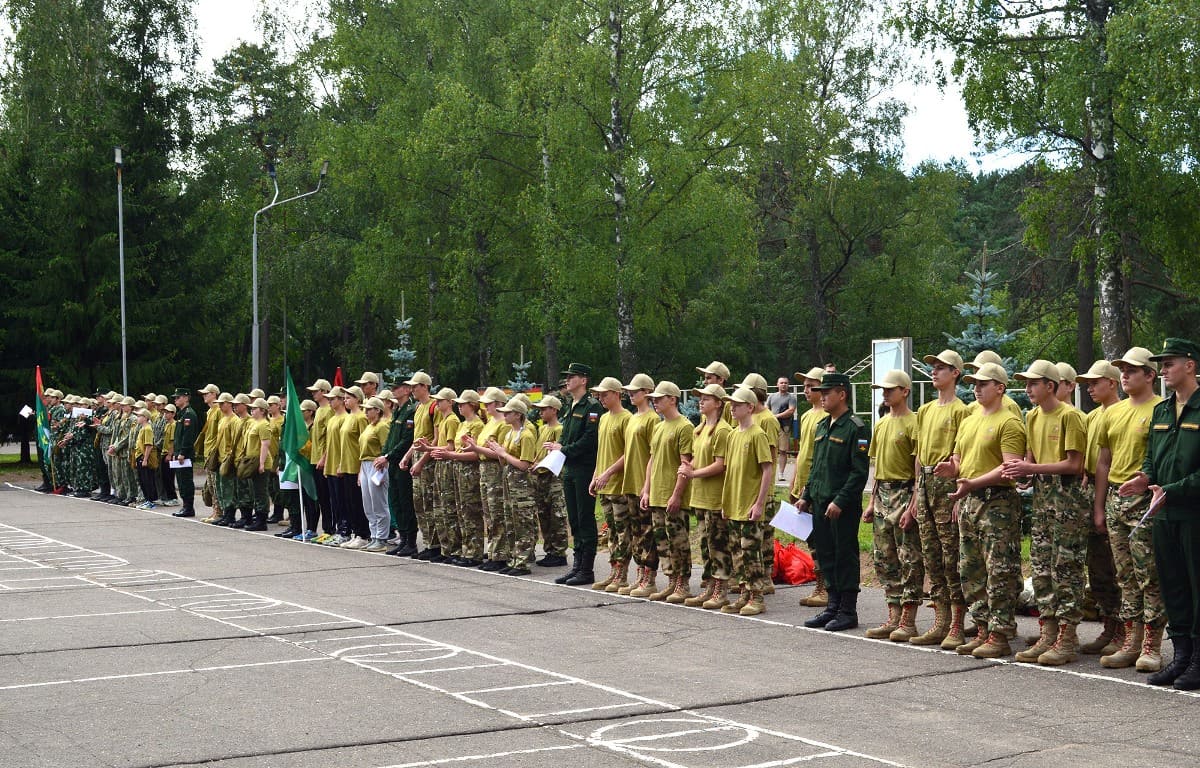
[115,147,128,394]
[250,160,329,389]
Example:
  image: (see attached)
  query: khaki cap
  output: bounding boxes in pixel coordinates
[300,399,318,412]
[740,373,769,390]
[306,378,331,393]
[355,371,380,385]
[966,350,1003,371]
[964,362,1009,385]
[692,383,728,399]
[590,376,624,394]
[1111,346,1159,372]
[922,349,964,371]
[134,400,146,409]
[538,395,563,412]
[215,392,234,404]
[251,398,269,410]
[136,408,151,418]
[143,392,156,401]
[164,404,177,413]
[266,395,281,405]
[1054,362,1077,382]
[479,386,508,404]
[1015,359,1060,382]
[724,386,758,406]
[696,361,731,381]
[199,383,220,395]
[344,385,365,401]
[514,393,533,408]
[499,397,529,415]
[121,396,136,406]
[378,389,393,402]
[648,381,682,399]
[63,395,77,404]
[432,387,458,401]
[622,373,655,391]
[1076,360,1121,382]
[105,390,119,400]
[793,367,825,383]
[453,389,481,405]
[363,396,386,410]
[404,371,433,386]
[872,369,912,389]
[233,393,252,405]
[247,388,265,400]
[154,394,168,405]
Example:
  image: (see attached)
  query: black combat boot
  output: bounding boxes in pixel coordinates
[824,591,859,632]
[804,591,843,629]
[555,549,582,585]
[1150,636,1193,686]
[564,545,596,586]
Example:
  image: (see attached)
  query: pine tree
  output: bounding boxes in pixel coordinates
[942,266,1025,404]
[506,359,533,393]
[384,316,416,383]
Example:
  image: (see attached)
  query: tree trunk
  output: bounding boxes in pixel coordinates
[1076,252,1097,409]
[473,233,492,385]
[609,0,636,379]
[426,263,438,381]
[807,226,829,362]
[544,329,559,392]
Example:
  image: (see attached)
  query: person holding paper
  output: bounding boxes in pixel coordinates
[1093,347,1165,671]
[545,363,604,587]
[588,379,633,592]
[491,397,539,575]
[679,383,733,610]
[621,374,661,597]
[639,381,694,602]
[718,386,774,616]
[790,367,828,608]
[171,388,199,517]
[357,397,392,552]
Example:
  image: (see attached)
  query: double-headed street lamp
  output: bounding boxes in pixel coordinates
[251,160,329,389]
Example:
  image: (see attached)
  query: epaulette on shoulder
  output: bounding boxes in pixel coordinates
[850,414,866,428]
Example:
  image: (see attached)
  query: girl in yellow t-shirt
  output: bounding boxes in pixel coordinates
[678,384,733,609]
[134,410,159,509]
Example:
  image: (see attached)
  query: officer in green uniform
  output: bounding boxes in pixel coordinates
[379,383,418,556]
[802,373,871,632]
[546,362,604,585]
[1123,338,1200,689]
[171,387,200,517]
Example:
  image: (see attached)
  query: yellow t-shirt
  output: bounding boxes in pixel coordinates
[339,411,367,474]
[595,409,630,495]
[476,416,511,462]
[914,397,969,467]
[358,420,390,461]
[435,412,460,449]
[752,407,781,454]
[1083,405,1109,475]
[270,414,284,444]
[955,410,1027,483]
[621,410,660,496]
[136,424,156,460]
[229,416,249,460]
[647,416,694,507]
[241,418,277,471]
[869,411,917,481]
[722,424,773,521]
[203,404,222,457]
[688,419,731,511]
[966,394,1024,421]
[215,412,236,460]
[790,406,824,495]
[412,398,436,442]
[312,404,332,461]
[163,421,175,456]
[1025,402,1087,465]
[534,422,563,465]
[505,421,538,464]
[1098,396,1163,484]
[455,417,485,453]
[323,412,345,477]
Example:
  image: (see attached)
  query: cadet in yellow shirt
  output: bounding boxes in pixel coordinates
[241,399,277,531]
[318,387,347,544]
[719,387,774,616]
[964,351,1024,420]
[338,386,370,549]
[490,397,539,575]
[677,384,733,609]
[863,370,922,642]
[465,387,513,570]
[266,395,284,523]
[435,390,485,565]
[358,397,392,552]
[639,382,694,602]
[305,379,335,539]
[621,374,661,597]
[589,379,633,591]
[228,394,255,527]
[531,396,569,569]
[403,371,440,558]
[790,367,828,607]
[134,409,159,509]
[211,393,238,525]
[426,388,461,562]
[744,373,781,594]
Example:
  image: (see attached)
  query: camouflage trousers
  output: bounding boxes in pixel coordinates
[598,493,634,562]
[958,487,1023,634]
[630,494,657,568]
[412,463,439,549]
[479,462,507,562]
[871,483,923,605]
[531,471,568,557]
[433,461,461,557]
[695,507,732,581]
[916,470,964,605]
[454,462,484,560]
[215,469,237,513]
[1029,476,1090,625]
[1084,482,1121,619]
[121,456,139,501]
[650,505,691,578]
[106,452,128,500]
[503,466,537,567]
[728,519,769,593]
[1106,488,1165,627]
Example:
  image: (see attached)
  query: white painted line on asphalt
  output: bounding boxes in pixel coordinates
[396,663,507,676]
[250,620,361,631]
[222,609,314,620]
[453,680,575,695]
[739,755,844,767]
[523,702,644,718]
[0,608,175,623]
[297,633,398,644]
[0,657,330,691]
[380,744,584,768]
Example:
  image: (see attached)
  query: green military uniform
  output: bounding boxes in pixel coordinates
[557,363,604,573]
[384,397,418,547]
[173,391,200,515]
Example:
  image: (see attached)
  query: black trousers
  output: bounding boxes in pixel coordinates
[1154,516,1200,640]
[808,496,861,593]
[136,462,159,503]
[561,468,597,551]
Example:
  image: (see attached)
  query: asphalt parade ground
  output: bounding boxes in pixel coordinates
[2,482,1198,768]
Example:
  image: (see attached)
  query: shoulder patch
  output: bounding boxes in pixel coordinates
[850,415,866,428]
[587,412,599,423]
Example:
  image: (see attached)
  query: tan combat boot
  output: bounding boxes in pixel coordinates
[648,573,678,601]
[618,565,643,595]
[956,621,988,655]
[604,561,630,593]
[592,562,618,591]
[1136,623,1164,672]
[684,578,717,607]
[665,576,693,604]
[1015,618,1059,663]
[941,604,968,650]
[972,630,1012,658]
[628,567,658,598]
[721,589,751,614]
[702,579,729,610]
[911,602,949,646]
[865,603,902,639]
[762,583,776,595]
[1038,622,1080,666]
[740,591,766,616]
[799,571,828,607]
[1100,621,1143,668]
[1080,617,1123,655]
[889,602,921,643]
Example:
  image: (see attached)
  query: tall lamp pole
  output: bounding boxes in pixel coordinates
[115,147,128,394]
[250,160,329,389]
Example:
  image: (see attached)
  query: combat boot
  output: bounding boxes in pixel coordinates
[803,591,842,628]
[1038,622,1080,666]
[629,567,658,598]
[1136,623,1164,672]
[941,604,968,650]
[799,571,828,607]
[1015,618,1059,663]
[1081,617,1123,655]
[245,511,268,532]
[865,603,902,639]
[824,591,858,632]
[721,589,750,614]
[604,561,630,593]
[665,577,693,604]
[701,580,730,610]
[554,550,582,585]
[1100,622,1142,668]
[1173,646,1200,690]
[619,566,645,596]
[592,562,619,591]
[648,573,678,602]
[956,620,988,655]
[739,591,766,616]
[910,602,950,646]
[889,602,921,643]
[215,506,237,527]
[1149,636,1192,686]
[972,630,1012,658]
[684,578,717,607]
[563,545,596,586]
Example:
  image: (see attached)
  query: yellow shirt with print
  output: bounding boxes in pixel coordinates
[534,422,563,465]
[358,420,390,461]
[688,419,732,511]
[869,411,918,481]
[203,404,222,458]
[506,421,538,464]
[722,424,773,521]
[955,410,1027,483]
[1098,396,1163,484]
[647,416,694,507]
[241,418,277,471]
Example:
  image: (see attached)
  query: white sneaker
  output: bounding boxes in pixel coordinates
[326,534,347,546]
[341,536,368,550]
[363,539,387,553]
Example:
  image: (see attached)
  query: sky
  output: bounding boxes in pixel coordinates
[192,0,1018,173]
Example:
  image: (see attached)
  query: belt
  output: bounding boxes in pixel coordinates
[877,480,914,490]
[920,465,938,474]
[1033,474,1061,484]
[967,486,1017,502]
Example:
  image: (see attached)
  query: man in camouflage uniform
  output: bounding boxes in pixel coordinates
[67,400,97,497]
[94,393,119,502]
[105,397,134,504]
[491,398,538,575]
[47,391,68,492]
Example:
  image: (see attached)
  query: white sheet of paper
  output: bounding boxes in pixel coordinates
[19,405,33,418]
[535,449,566,477]
[371,468,386,486]
[279,479,299,490]
[168,459,192,469]
[770,501,814,541]
[71,407,93,418]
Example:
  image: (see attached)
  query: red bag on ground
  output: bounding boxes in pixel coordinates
[772,540,815,585]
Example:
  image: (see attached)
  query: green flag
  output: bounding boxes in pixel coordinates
[35,365,51,455]
[281,369,316,498]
